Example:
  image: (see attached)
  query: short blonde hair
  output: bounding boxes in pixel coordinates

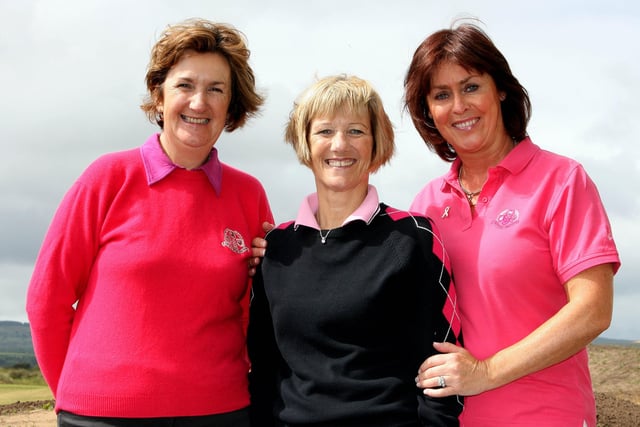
[285,75,394,172]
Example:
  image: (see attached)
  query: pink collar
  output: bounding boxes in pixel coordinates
[140,133,222,194]
[294,185,381,230]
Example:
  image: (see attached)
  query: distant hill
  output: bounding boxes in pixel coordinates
[0,321,37,367]
[594,337,640,348]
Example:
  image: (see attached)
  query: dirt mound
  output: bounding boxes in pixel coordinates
[0,400,53,416]
[596,392,640,426]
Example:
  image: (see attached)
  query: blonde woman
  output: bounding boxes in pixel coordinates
[247,75,462,426]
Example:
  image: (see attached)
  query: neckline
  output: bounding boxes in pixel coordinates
[458,167,482,206]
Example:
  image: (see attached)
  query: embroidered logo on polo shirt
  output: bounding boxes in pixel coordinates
[494,208,519,228]
[221,228,249,254]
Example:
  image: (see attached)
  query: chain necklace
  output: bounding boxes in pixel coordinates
[319,229,332,244]
[458,167,482,206]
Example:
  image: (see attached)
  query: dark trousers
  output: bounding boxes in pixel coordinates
[57,408,250,427]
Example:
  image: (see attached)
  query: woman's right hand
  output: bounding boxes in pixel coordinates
[416,341,490,397]
[248,222,274,276]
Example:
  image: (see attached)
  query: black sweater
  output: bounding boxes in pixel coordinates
[248,204,463,427]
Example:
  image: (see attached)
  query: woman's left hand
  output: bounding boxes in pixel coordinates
[416,341,490,397]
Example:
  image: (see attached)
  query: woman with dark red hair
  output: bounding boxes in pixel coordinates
[405,23,620,427]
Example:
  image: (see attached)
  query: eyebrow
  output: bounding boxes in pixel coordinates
[174,76,228,86]
[311,120,370,128]
[431,74,480,90]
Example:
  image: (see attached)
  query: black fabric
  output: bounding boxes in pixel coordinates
[57,408,249,427]
[248,204,462,427]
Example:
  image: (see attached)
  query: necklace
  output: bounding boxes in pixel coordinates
[319,229,332,244]
[458,167,482,206]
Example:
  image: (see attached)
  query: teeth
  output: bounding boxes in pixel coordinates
[454,118,478,129]
[326,159,355,167]
[182,115,209,124]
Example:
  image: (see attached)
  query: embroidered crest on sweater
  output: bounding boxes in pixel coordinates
[221,228,249,254]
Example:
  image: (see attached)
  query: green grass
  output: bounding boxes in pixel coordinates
[0,384,52,405]
[0,366,46,386]
[0,366,51,406]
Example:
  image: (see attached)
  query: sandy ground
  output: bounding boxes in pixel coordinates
[0,409,54,426]
[1,393,639,426]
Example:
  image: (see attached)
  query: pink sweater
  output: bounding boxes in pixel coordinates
[27,135,273,417]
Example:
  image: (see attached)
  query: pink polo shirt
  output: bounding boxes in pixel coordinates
[410,137,620,427]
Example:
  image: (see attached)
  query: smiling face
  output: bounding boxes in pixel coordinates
[308,108,373,197]
[427,62,510,157]
[157,51,231,168]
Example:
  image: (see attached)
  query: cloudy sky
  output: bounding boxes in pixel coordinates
[1,0,638,340]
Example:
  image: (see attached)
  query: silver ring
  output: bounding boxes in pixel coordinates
[438,376,446,388]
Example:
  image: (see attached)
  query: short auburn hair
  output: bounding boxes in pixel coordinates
[140,18,263,131]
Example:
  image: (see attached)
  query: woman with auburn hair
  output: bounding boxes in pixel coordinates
[27,18,272,427]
